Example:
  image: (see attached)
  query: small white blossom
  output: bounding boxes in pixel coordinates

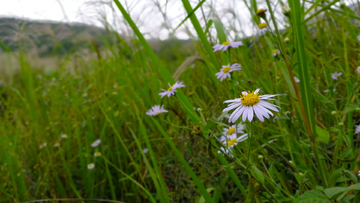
[94,152,101,157]
[258,23,269,36]
[146,105,168,116]
[356,67,360,74]
[212,41,243,52]
[159,81,185,98]
[215,63,241,82]
[54,142,60,147]
[91,139,101,147]
[87,163,95,170]
[143,148,149,154]
[355,125,360,134]
[331,72,342,80]
[272,49,280,57]
[282,5,291,15]
[61,134,67,139]
[294,77,300,83]
[39,142,47,149]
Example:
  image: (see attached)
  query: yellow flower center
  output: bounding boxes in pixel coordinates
[227,127,236,135]
[272,49,279,54]
[256,9,266,15]
[223,41,230,45]
[222,67,231,73]
[228,139,237,146]
[167,86,173,91]
[258,23,268,29]
[241,91,260,106]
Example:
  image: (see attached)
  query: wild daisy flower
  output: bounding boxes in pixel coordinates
[217,147,234,157]
[87,163,95,170]
[143,148,149,154]
[212,41,244,52]
[272,49,280,57]
[146,105,168,116]
[294,77,300,83]
[221,124,245,137]
[223,88,280,122]
[331,72,342,80]
[355,125,360,134]
[258,23,269,36]
[60,134,67,139]
[54,142,60,147]
[91,139,101,147]
[356,67,360,74]
[159,81,185,98]
[94,152,101,157]
[215,63,241,82]
[220,133,248,148]
[39,142,47,149]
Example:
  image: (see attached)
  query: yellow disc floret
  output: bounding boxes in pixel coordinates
[222,67,231,73]
[241,91,260,106]
[258,23,268,29]
[227,127,235,135]
[223,41,230,45]
[256,9,266,15]
[272,49,279,54]
[228,139,237,147]
[167,86,173,91]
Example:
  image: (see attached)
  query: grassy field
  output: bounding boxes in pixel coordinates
[1,0,360,202]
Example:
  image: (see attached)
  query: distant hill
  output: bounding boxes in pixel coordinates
[0,17,115,56]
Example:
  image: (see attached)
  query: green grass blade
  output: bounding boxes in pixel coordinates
[150,117,214,203]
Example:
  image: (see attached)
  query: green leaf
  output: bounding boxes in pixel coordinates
[324,183,360,201]
[295,190,330,203]
[250,165,265,185]
[324,187,347,199]
[315,126,330,143]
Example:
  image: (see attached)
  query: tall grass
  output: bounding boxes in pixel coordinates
[1,0,360,202]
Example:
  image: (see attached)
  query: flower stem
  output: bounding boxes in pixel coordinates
[246,122,253,169]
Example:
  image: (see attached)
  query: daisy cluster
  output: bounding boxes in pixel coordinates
[88,139,102,170]
[210,10,282,158]
[146,9,285,159]
[146,81,185,116]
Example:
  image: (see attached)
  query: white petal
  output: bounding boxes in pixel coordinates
[223,103,242,112]
[223,99,241,104]
[229,106,244,123]
[259,101,280,112]
[253,105,264,122]
[242,107,250,122]
[247,106,254,122]
[254,88,260,94]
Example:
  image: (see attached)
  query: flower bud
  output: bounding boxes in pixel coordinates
[282,5,291,16]
[331,111,337,115]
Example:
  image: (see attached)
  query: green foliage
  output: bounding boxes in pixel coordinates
[1,0,360,202]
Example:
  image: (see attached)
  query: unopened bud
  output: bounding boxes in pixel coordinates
[197,108,202,112]
[282,5,291,16]
[338,122,344,126]
[331,111,337,115]
[340,1,346,8]
[299,172,304,176]
[258,155,263,159]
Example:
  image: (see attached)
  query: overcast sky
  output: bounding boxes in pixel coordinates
[0,0,351,40]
